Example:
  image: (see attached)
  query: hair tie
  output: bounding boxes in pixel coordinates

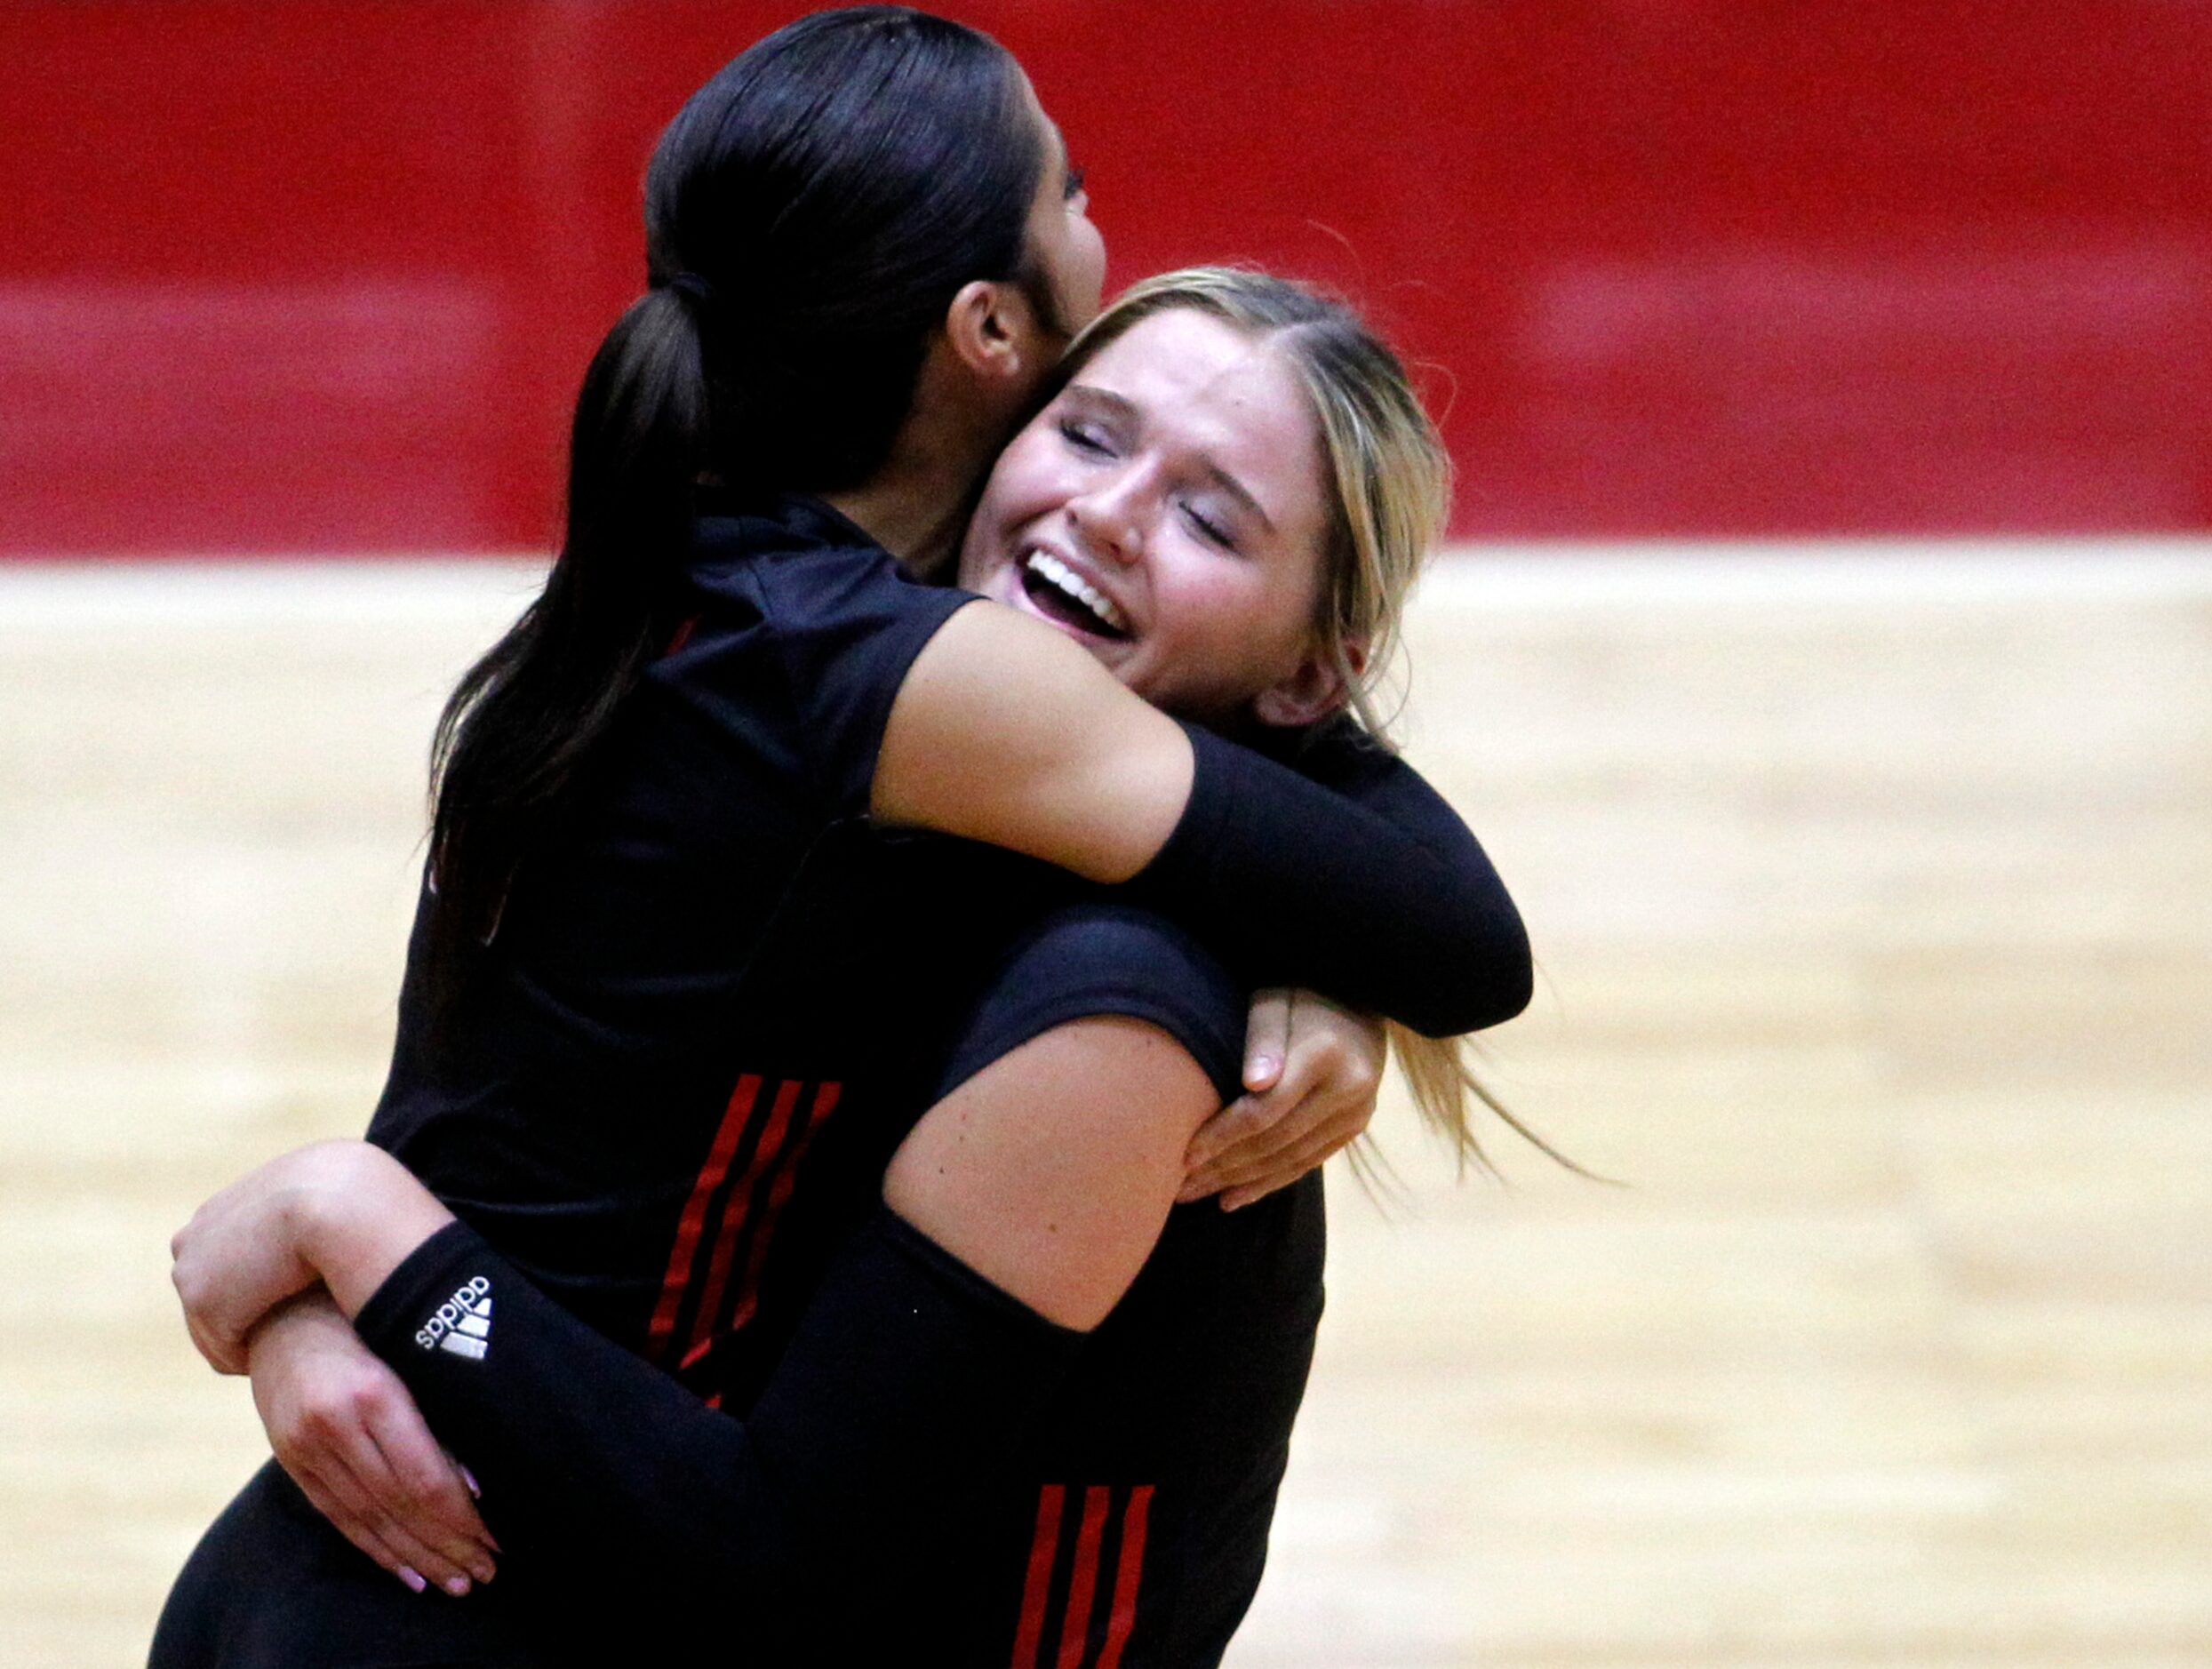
[667,272,716,312]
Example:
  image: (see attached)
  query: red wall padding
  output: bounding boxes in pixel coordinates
[6,1,2209,554]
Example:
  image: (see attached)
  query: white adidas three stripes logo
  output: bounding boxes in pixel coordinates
[414,1274,494,1361]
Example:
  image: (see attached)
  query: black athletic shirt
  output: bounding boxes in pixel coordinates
[363,494,986,1384]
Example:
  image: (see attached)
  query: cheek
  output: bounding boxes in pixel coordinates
[1071,223,1106,320]
[1162,564,1294,660]
[970,438,1058,543]
[962,440,1082,592]
[1196,569,1324,699]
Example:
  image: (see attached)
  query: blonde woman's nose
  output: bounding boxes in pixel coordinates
[1068,475,1145,564]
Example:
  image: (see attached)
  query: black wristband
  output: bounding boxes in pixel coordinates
[354,1218,494,1363]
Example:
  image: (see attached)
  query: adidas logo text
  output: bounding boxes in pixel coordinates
[416,1274,493,1360]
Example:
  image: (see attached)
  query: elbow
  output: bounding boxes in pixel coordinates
[1404,906,1532,1039]
[1489,931,1537,1029]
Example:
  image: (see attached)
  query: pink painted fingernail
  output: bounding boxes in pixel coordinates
[397,1566,427,1594]
[444,1574,472,1598]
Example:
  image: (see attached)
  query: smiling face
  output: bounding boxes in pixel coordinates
[957,307,1343,731]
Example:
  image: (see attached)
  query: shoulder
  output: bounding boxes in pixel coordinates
[686,495,964,632]
[1263,712,1399,793]
[670,496,978,809]
[938,901,1247,1106]
[1002,905,1237,1014]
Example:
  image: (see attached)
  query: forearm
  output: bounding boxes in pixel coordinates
[350,1210,1080,1620]
[171,1140,458,1375]
[1133,723,1531,1036]
[879,608,1529,1034]
[292,1150,459,1319]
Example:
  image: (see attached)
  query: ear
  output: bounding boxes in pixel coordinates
[941,278,1049,395]
[1251,638,1363,730]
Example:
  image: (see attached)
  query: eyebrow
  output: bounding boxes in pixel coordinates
[1063,383,1280,535]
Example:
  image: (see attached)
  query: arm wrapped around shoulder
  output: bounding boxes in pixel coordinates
[1134,723,1531,1038]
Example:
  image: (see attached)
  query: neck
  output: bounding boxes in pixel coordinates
[821,466,972,579]
[826,332,1020,578]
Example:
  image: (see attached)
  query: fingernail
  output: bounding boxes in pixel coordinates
[459,1465,481,1499]
[398,1566,427,1594]
[1247,1057,1279,1085]
[444,1574,472,1598]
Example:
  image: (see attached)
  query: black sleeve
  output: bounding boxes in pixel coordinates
[932,902,1246,1106]
[1130,722,1531,1037]
[761,542,980,817]
[355,1210,1080,1643]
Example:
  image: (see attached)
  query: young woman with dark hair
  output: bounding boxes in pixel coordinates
[149,4,1530,1658]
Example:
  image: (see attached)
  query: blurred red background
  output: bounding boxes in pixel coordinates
[6,0,2209,555]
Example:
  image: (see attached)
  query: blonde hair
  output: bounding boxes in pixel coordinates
[1059,267,1576,1180]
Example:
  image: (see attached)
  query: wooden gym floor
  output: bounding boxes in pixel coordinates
[1,545,2206,1666]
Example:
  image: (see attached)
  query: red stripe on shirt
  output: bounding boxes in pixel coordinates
[683,1076,804,1364]
[646,1074,762,1358]
[1095,1486,1154,1669]
[1055,1486,1113,1669]
[1010,1484,1065,1669]
[722,1080,841,1336]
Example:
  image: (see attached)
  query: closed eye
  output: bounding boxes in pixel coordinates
[1058,418,1114,457]
[1183,503,1236,548]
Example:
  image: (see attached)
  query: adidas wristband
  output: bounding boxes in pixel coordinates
[355,1218,499,1365]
